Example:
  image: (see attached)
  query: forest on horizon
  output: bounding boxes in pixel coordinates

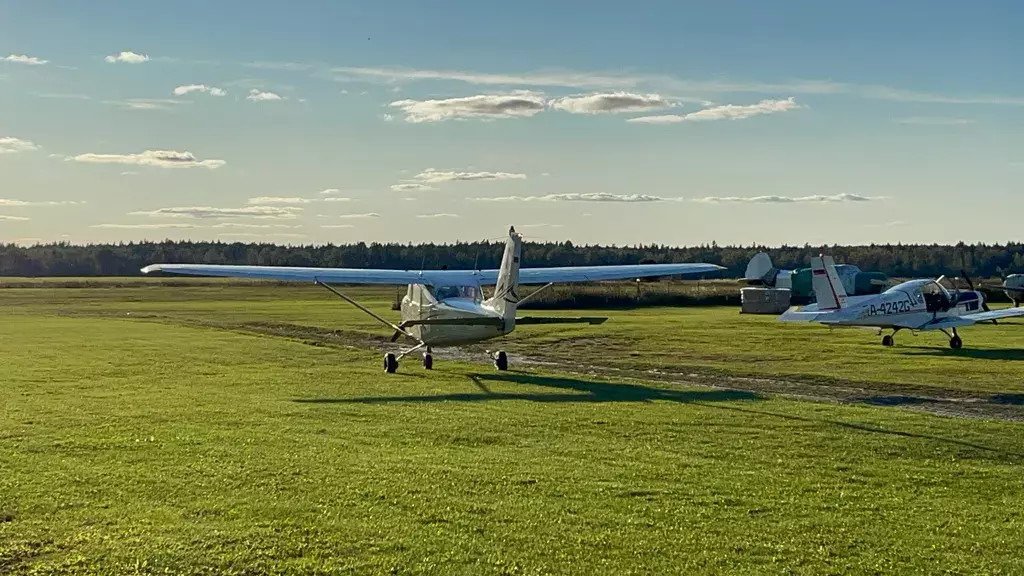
[2,239,1024,279]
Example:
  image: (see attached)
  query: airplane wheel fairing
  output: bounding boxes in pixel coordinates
[423,353,433,370]
[949,336,963,350]
[494,351,508,371]
[882,335,894,347]
[384,353,398,373]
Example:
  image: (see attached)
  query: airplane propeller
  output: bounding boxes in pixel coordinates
[961,269,996,324]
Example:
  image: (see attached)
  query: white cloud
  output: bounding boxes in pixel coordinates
[322,197,354,202]
[390,91,547,123]
[173,84,227,97]
[628,97,802,124]
[413,168,527,184]
[321,224,354,229]
[3,54,48,65]
[319,188,341,195]
[129,206,302,220]
[0,199,83,206]
[246,89,283,101]
[105,51,149,64]
[692,194,879,203]
[896,117,973,126]
[247,197,313,205]
[0,137,41,154]
[550,92,675,114]
[0,215,30,221]
[391,183,436,192]
[72,150,226,169]
[416,213,460,218]
[338,213,380,219]
[92,223,196,229]
[121,171,139,176]
[470,193,671,203]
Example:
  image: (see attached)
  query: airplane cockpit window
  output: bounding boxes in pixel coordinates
[431,285,482,301]
[921,281,951,312]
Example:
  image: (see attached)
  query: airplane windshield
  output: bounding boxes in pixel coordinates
[431,285,482,301]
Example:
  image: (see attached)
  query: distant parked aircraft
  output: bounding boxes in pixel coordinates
[143,226,724,372]
[779,255,1024,349]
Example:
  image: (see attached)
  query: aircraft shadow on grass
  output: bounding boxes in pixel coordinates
[293,372,761,406]
[897,346,1024,361]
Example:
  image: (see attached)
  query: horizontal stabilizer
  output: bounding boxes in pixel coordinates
[515,316,608,325]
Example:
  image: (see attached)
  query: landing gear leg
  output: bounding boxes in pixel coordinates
[949,328,963,350]
[493,350,508,371]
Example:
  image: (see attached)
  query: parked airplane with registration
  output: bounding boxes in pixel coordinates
[142,226,724,372]
[779,255,1024,349]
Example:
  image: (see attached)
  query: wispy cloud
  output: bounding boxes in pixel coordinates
[470,193,671,202]
[3,54,48,65]
[628,97,802,124]
[865,220,907,228]
[247,197,313,205]
[321,224,354,229]
[413,168,527,183]
[390,92,547,123]
[550,92,675,114]
[322,197,354,202]
[417,213,460,218]
[129,206,302,220]
[693,193,879,203]
[105,51,149,64]
[0,199,83,206]
[104,98,188,111]
[338,213,380,219]
[520,223,565,228]
[92,223,196,229]
[211,223,303,229]
[391,183,436,192]
[0,215,31,221]
[895,117,973,126]
[72,150,226,169]
[246,89,283,102]
[173,84,227,97]
[0,137,41,154]
[319,188,342,195]
[328,66,638,89]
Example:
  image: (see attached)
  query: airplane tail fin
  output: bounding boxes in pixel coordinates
[811,254,848,310]
[487,226,523,320]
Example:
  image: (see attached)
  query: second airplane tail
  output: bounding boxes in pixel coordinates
[811,254,848,310]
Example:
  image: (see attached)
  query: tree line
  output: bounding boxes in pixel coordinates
[2,240,1024,279]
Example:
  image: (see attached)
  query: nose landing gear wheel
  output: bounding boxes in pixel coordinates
[383,352,398,373]
[882,335,894,347]
[494,351,508,371]
[423,353,433,370]
[949,335,963,349]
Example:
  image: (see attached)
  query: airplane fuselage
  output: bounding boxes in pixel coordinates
[795,284,986,330]
[400,283,512,346]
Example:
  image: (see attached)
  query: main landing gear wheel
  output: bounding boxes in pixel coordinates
[494,351,508,371]
[949,335,963,350]
[383,352,398,374]
[423,353,433,370]
[882,335,894,347]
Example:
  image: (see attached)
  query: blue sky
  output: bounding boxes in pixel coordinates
[2,0,1022,247]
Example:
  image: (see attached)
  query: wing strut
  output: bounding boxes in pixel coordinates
[314,279,423,345]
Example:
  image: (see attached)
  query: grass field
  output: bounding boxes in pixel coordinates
[3,282,1024,574]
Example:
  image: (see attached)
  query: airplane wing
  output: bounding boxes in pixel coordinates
[141,262,724,286]
[917,308,1024,330]
[479,263,725,285]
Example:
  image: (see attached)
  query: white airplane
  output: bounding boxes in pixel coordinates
[142,226,724,372]
[779,254,1024,349]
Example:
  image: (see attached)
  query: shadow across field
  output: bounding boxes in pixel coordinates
[294,372,762,406]
[899,346,1024,361]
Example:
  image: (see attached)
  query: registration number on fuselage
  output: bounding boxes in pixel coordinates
[866,299,915,316]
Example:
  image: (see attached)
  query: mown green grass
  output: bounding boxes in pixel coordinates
[3,286,1024,574]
